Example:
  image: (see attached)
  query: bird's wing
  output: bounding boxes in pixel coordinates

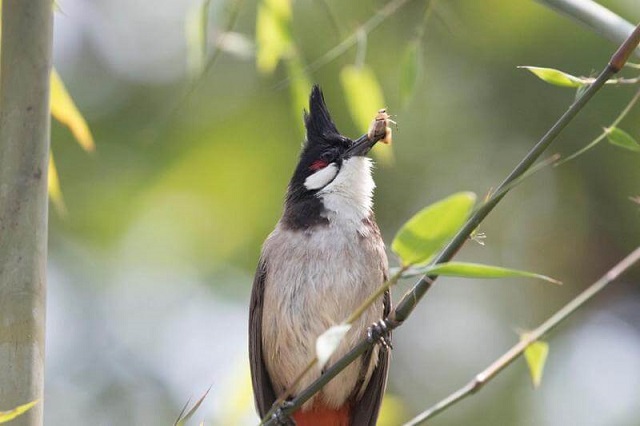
[249,259,277,418]
[350,289,392,426]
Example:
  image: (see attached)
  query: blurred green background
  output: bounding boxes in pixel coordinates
[45,0,640,425]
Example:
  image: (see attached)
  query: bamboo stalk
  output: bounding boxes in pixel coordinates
[0,1,53,424]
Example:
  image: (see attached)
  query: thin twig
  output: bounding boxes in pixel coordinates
[555,86,640,166]
[274,0,418,90]
[260,22,640,426]
[404,246,640,426]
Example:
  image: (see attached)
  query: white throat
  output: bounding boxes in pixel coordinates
[318,157,375,225]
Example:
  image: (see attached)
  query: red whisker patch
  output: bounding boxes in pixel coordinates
[310,160,328,171]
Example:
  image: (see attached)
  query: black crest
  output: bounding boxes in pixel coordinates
[304,85,342,143]
[299,85,351,162]
[282,86,352,230]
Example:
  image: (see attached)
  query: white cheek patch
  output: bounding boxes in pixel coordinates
[304,163,338,190]
[318,157,375,224]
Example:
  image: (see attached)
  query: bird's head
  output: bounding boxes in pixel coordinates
[283,85,378,229]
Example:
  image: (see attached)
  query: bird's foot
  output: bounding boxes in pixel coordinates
[271,401,296,426]
[367,319,393,350]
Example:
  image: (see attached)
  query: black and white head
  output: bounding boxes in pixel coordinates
[283,85,378,230]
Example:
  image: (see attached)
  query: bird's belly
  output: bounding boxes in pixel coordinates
[261,227,385,410]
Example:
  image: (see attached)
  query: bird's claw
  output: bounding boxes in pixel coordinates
[367,319,393,350]
[272,401,296,426]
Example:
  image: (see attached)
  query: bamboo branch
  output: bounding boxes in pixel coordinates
[404,246,640,426]
[391,22,640,325]
[0,0,53,425]
[536,0,640,60]
[260,22,640,426]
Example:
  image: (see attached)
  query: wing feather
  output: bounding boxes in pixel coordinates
[350,290,392,425]
[249,260,277,418]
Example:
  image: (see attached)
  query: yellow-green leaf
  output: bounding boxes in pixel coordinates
[50,68,95,152]
[605,127,640,152]
[0,400,38,424]
[48,154,67,215]
[400,41,421,107]
[392,192,476,266]
[518,66,585,88]
[340,65,393,164]
[255,0,292,74]
[406,262,561,284]
[522,338,549,388]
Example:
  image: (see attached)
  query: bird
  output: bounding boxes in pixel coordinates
[249,85,390,426]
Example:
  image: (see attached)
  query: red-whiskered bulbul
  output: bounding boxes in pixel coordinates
[249,86,390,426]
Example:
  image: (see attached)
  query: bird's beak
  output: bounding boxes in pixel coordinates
[342,135,378,159]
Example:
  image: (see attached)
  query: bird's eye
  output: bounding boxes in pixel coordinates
[309,159,329,171]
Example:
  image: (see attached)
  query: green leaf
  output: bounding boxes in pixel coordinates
[0,400,38,424]
[522,338,549,388]
[340,64,393,164]
[174,387,211,426]
[392,192,476,266]
[50,68,95,152]
[255,0,292,74]
[407,262,561,284]
[518,66,585,88]
[400,40,421,107]
[605,127,640,152]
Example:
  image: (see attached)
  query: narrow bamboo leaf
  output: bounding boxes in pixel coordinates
[518,66,585,88]
[410,262,561,284]
[255,0,292,74]
[174,386,211,426]
[605,127,640,152]
[340,65,393,164]
[522,338,549,388]
[185,0,212,76]
[400,40,421,107]
[316,324,351,369]
[48,154,67,215]
[0,400,38,424]
[392,192,476,266]
[50,69,95,152]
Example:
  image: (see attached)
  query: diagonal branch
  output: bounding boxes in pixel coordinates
[403,246,640,426]
[391,21,640,325]
[260,21,640,426]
